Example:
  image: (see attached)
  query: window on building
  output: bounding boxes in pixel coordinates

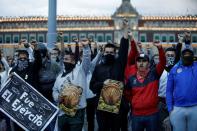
[141,36,146,42]
[88,34,95,41]
[154,35,160,41]
[192,35,197,43]
[140,34,147,42]
[169,35,175,42]
[162,35,167,42]
[71,35,78,42]
[0,36,3,43]
[106,35,112,42]
[38,36,44,42]
[5,36,11,43]
[97,35,104,42]
[13,36,19,43]
[21,35,27,40]
[29,34,36,41]
[79,34,86,39]
[30,36,36,41]
[64,35,69,43]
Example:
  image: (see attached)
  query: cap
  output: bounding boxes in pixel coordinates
[17,48,29,57]
[181,45,194,56]
[136,54,149,61]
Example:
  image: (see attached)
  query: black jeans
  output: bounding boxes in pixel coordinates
[86,97,97,131]
[96,110,121,131]
[58,109,85,131]
[119,97,129,131]
[96,96,129,131]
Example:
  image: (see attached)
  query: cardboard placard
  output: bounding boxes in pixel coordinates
[59,83,82,117]
[97,79,123,114]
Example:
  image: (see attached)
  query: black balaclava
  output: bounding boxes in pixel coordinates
[64,62,75,72]
[181,49,194,66]
[104,54,115,65]
[182,55,194,66]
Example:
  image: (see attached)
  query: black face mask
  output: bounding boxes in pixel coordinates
[182,55,194,66]
[64,62,75,72]
[104,54,115,64]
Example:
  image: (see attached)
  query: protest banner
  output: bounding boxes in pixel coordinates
[0,73,59,131]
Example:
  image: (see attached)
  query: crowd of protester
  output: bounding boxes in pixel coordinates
[0,19,197,131]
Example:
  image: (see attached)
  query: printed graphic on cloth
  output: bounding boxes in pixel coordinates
[97,79,123,114]
[0,73,59,131]
[59,83,82,117]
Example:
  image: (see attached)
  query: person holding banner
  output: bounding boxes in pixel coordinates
[52,38,91,131]
[11,41,41,86]
[9,40,42,131]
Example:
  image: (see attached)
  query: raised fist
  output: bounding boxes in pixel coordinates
[178,34,184,43]
[80,38,89,46]
[153,41,162,49]
[123,18,129,29]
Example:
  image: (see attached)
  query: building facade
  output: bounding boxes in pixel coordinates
[0,0,197,50]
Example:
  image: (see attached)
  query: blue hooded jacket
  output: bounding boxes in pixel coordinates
[166,60,197,112]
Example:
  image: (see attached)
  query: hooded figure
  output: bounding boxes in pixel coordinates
[37,43,61,102]
[166,44,197,131]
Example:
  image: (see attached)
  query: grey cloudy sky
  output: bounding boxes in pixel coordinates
[0,0,197,17]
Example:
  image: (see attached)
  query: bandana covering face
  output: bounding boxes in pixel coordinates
[166,56,175,67]
[64,62,75,72]
[17,59,28,71]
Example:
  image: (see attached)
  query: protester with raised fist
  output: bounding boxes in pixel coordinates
[166,44,197,131]
[124,40,166,131]
[53,38,91,131]
[90,18,130,131]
